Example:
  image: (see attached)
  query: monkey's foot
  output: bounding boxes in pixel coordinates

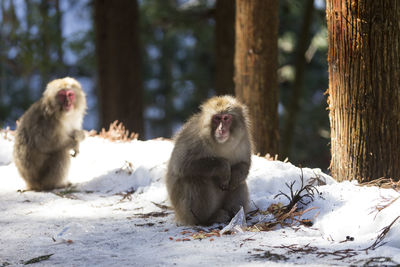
[211,209,231,224]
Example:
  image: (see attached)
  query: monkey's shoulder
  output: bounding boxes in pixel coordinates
[17,103,45,130]
[16,103,74,149]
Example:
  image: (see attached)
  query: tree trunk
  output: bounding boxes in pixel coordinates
[326,0,400,182]
[39,0,50,90]
[281,0,314,160]
[94,0,144,137]
[54,0,64,65]
[234,0,279,156]
[215,0,235,96]
[158,28,174,139]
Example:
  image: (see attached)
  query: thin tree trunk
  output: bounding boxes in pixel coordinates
[39,0,50,90]
[215,0,235,96]
[54,0,64,65]
[159,29,174,138]
[326,0,400,182]
[281,0,314,160]
[94,0,144,137]
[234,0,279,156]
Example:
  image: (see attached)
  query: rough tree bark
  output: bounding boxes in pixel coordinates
[94,0,144,137]
[215,0,235,96]
[234,0,279,156]
[326,0,400,182]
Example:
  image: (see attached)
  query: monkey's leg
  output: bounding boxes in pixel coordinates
[228,161,250,191]
[180,180,225,225]
[223,183,249,217]
[208,208,231,224]
[209,182,249,223]
[38,151,71,190]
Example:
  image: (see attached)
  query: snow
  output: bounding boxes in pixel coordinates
[1,130,400,266]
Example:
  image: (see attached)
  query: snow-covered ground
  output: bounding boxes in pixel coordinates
[1,129,400,266]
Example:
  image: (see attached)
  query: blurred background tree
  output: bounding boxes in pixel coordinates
[0,0,330,170]
[94,0,144,137]
[234,0,279,156]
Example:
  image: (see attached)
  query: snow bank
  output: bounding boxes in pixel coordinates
[1,131,400,266]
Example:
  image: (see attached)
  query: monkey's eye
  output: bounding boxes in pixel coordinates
[212,115,222,123]
[212,114,232,123]
[66,91,75,101]
[222,114,232,121]
[57,89,75,103]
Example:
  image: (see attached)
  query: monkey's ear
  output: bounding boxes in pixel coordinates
[41,96,57,115]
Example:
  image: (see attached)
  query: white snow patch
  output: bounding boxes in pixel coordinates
[1,132,400,266]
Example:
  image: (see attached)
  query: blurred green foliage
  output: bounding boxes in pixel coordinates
[0,0,330,170]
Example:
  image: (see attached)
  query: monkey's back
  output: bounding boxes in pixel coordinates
[13,102,70,190]
[166,114,207,183]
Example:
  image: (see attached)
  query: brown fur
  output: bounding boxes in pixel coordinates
[13,77,86,190]
[166,95,253,225]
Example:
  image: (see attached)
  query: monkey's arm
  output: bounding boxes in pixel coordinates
[31,123,79,155]
[72,130,85,141]
[228,161,250,190]
[182,157,231,190]
[70,130,85,157]
[35,133,77,153]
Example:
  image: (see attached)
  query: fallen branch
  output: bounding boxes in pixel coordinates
[360,177,400,191]
[129,211,170,219]
[24,254,53,265]
[364,216,400,251]
[273,244,358,261]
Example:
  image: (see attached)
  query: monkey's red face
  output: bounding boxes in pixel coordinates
[212,114,233,143]
[57,89,75,111]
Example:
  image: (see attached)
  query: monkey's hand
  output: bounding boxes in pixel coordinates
[71,140,80,157]
[71,147,79,157]
[184,157,231,190]
[211,159,231,191]
[228,162,250,191]
[69,130,84,157]
[73,130,85,142]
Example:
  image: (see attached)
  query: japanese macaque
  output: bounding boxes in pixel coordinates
[166,95,253,225]
[13,77,86,191]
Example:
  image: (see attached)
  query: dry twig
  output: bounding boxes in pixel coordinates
[151,202,171,210]
[247,203,317,232]
[364,216,400,251]
[24,254,53,265]
[360,177,400,191]
[116,187,136,202]
[130,211,170,219]
[273,244,358,261]
[116,160,134,175]
[274,168,320,212]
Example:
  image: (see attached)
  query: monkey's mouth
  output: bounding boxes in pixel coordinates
[63,102,73,111]
[215,131,229,143]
